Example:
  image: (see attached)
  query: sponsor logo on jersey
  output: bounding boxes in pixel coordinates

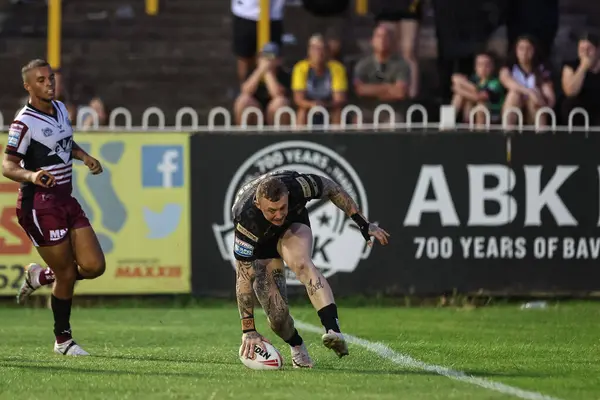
[49,228,68,241]
[213,141,371,285]
[7,123,23,148]
[236,223,259,242]
[295,176,312,198]
[234,237,254,258]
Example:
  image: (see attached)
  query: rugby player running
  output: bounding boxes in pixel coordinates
[2,59,106,356]
[234,170,389,367]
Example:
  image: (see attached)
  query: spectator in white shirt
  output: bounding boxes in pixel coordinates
[231,0,285,83]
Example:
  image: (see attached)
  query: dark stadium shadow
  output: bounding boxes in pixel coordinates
[0,362,205,378]
[93,354,239,366]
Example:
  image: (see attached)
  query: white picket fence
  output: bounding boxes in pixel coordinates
[0,103,597,133]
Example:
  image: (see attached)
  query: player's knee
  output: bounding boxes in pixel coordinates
[287,258,313,282]
[53,264,77,283]
[80,256,106,278]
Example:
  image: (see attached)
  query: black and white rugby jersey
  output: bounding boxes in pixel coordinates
[5,101,74,208]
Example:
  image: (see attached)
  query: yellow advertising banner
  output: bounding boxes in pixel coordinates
[0,133,190,295]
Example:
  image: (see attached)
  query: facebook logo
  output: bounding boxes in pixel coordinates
[142,145,184,188]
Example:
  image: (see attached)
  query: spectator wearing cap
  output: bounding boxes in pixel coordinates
[233,42,291,126]
[561,33,600,126]
[291,34,348,126]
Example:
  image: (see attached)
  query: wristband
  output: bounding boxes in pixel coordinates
[241,317,256,333]
[351,213,371,242]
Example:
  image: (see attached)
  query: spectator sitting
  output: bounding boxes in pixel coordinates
[500,35,555,128]
[374,0,422,98]
[353,24,410,124]
[561,32,600,126]
[233,42,291,126]
[291,34,348,126]
[451,52,505,127]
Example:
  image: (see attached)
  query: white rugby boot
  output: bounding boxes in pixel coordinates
[16,263,46,304]
[54,339,90,356]
[322,330,349,358]
[290,343,313,368]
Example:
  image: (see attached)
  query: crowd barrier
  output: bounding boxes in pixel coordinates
[0,103,597,133]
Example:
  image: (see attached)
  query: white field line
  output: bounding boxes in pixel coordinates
[295,320,564,400]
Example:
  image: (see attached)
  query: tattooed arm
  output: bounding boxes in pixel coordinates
[235,260,257,332]
[236,259,270,359]
[318,175,391,246]
[320,176,362,218]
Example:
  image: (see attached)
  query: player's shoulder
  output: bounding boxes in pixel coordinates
[13,106,32,126]
[52,100,67,112]
[289,172,323,199]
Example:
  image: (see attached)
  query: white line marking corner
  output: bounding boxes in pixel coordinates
[295,320,563,400]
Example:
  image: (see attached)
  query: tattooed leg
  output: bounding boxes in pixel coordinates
[252,259,296,342]
[279,223,342,335]
[278,223,335,310]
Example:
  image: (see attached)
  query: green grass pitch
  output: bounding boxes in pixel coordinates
[0,301,598,399]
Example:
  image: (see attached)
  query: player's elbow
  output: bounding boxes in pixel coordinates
[2,159,15,179]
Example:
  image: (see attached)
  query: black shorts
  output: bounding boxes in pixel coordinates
[254,208,311,260]
[374,0,423,22]
[232,15,284,59]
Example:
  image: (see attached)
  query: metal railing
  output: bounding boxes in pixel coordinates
[1,103,598,133]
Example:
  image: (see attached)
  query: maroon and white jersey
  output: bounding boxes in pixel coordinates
[5,101,74,209]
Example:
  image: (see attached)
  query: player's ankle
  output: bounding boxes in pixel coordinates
[285,329,303,347]
[318,303,341,333]
[39,267,55,286]
[55,331,72,344]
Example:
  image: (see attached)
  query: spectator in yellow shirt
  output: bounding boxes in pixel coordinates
[292,34,348,126]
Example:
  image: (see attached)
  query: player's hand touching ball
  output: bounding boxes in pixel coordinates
[239,331,270,359]
[83,155,103,175]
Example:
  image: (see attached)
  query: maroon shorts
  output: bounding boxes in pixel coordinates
[16,197,91,247]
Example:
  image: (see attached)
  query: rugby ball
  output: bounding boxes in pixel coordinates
[239,341,284,370]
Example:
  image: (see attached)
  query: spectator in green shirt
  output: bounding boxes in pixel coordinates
[451,52,505,128]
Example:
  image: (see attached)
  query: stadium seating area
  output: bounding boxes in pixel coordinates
[1,0,599,129]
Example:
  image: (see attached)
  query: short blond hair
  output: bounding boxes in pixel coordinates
[21,59,50,82]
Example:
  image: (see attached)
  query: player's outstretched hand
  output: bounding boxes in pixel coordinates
[367,223,390,247]
[240,331,270,360]
[30,170,56,188]
[83,155,103,175]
